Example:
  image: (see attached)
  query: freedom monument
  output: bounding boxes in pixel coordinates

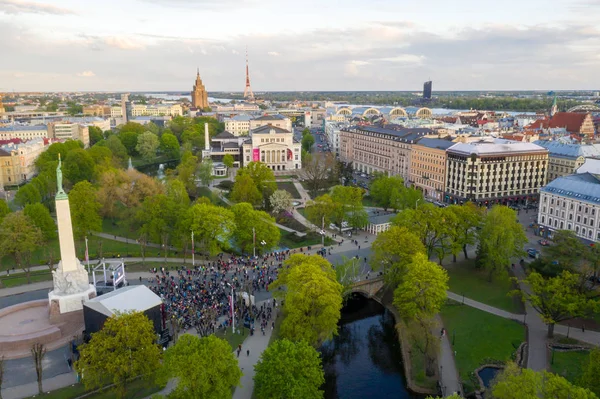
[0,155,96,358]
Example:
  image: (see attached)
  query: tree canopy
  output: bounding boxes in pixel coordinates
[69,181,102,240]
[231,202,280,254]
[135,132,160,161]
[185,202,235,255]
[254,339,324,399]
[23,203,57,241]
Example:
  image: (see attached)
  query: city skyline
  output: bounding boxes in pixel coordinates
[1,0,600,92]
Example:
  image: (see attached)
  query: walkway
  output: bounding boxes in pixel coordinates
[436,315,462,397]
[1,372,77,399]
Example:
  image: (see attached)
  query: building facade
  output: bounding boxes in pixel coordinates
[538,173,600,242]
[409,138,455,201]
[224,115,252,136]
[0,138,49,187]
[324,121,345,156]
[47,122,90,148]
[0,125,48,141]
[528,112,596,140]
[191,70,209,109]
[533,141,600,182]
[445,139,549,205]
[215,103,259,112]
[241,125,301,170]
[249,114,292,132]
[339,126,431,180]
[83,105,111,117]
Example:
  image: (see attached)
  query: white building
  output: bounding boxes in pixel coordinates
[224,114,253,136]
[215,103,259,112]
[241,125,301,170]
[249,114,293,132]
[111,103,182,117]
[324,121,346,155]
[538,173,600,242]
[0,125,48,141]
[47,122,90,148]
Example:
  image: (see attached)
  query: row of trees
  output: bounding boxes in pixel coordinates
[304,185,368,231]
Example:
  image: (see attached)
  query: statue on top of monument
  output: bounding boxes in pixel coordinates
[56,154,66,197]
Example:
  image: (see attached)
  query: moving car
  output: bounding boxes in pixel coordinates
[527,248,540,259]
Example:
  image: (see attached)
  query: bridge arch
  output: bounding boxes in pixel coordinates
[337,107,352,116]
[388,107,408,118]
[416,107,432,119]
[363,107,381,116]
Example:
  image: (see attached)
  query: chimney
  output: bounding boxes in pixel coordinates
[205,122,210,151]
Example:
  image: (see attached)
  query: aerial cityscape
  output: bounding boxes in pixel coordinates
[1,1,600,399]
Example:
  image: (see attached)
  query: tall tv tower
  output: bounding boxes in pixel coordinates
[243,48,254,101]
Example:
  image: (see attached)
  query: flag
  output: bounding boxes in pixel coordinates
[191,231,194,253]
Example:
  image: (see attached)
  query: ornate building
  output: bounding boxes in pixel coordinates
[191,69,209,109]
[241,125,301,170]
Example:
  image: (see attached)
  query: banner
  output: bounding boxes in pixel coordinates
[253,148,260,161]
[287,149,293,160]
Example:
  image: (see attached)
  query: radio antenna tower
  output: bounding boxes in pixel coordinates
[243,47,255,101]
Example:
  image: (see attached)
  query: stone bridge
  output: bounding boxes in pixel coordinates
[349,276,386,302]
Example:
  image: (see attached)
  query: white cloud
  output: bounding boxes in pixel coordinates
[267,51,280,56]
[76,70,96,77]
[104,36,146,50]
[13,72,25,78]
[0,0,76,15]
[376,54,425,65]
[232,49,239,54]
[344,60,370,77]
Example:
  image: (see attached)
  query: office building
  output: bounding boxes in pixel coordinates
[538,173,600,242]
[423,81,432,100]
[339,125,432,181]
[445,139,549,205]
[47,122,90,148]
[241,125,301,170]
[0,125,48,141]
[82,105,111,117]
[249,114,292,132]
[191,69,209,109]
[410,138,455,201]
[224,115,252,136]
[533,141,600,182]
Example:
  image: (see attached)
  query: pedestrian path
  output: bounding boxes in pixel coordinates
[436,315,462,397]
[1,371,77,399]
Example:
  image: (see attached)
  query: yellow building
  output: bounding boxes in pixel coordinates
[191,69,209,109]
[409,138,456,202]
[0,139,49,187]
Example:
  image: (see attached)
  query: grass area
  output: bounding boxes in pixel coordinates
[550,349,589,384]
[404,323,438,391]
[362,195,380,207]
[441,301,526,393]
[26,378,164,399]
[215,327,250,350]
[102,218,135,238]
[445,261,524,314]
[197,186,229,207]
[0,269,53,288]
[275,215,307,233]
[297,207,307,218]
[278,230,333,249]
[276,181,301,199]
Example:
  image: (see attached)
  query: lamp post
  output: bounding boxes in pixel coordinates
[252,227,256,258]
[227,283,235,334]
[191,230,195,267]
[415,198,421,209]
[321,215,325,247]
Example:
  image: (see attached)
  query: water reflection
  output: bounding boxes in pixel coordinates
[320,295,423,399]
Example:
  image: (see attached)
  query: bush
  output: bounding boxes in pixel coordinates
[217,180,234,191]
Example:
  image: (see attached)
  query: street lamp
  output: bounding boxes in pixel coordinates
[226,283,235,334]
[415,198,421,209]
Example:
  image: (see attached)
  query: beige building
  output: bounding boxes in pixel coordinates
[47,122,90,148]
[249,114,292,132]
[191,69,209,109]
[241,125,301,170]
[445,139,549,205]
[409,138,456,202]
[224,115,252,136]
[215,103,259,112]
[533,141,600,182]
[0,125,48,141]
[111,103,182,118]
[339,126,431,181]
[83,105,111,117]
[0,138,49,187]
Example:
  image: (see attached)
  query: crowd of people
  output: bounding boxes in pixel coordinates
[146,250,292,338]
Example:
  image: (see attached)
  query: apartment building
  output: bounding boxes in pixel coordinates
[409,138,456,201]
[339,125,431,181]
[445,139,549,205]
[249,114,292,132]
[224,115,252,136]
[47,122,90,148]
[324,121,346,155]
[111,104,183,117]
[533,141,600,182]
[0,138,49,187]
[0,125,48,141]
[82,105,111,117]
[538,173,600,242]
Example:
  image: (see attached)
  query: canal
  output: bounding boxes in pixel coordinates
[320,294,423,399]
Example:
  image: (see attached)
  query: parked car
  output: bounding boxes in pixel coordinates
[527,248,540,259]
[538,239,550,246]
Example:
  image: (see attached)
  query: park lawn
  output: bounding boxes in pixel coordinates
[197,186,229,207]
[362,195,380,208]
[26,378,164,399]
[215,328,250,351]
[0,269,53,288]
[278,230,332,249]
[102,218,136,238]
[275,182,301,199]
[445,262,523,314]
[550,349,589,384]
[441,301,525,393]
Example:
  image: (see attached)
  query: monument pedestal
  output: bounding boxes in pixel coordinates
[48,285,96,321]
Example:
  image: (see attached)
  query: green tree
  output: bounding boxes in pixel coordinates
[0,212,42,281]
[580,349,600,397]
[302,133,315,152]
[66,102,83,115]
[222,153,234,173]
[370,226,426,286]
[88,126,104,146]
[165,179,190,207]
[305,194,338,229]
[302,128,311,137]
[0,199,10,221]
[64,148,96,184]
[176,151,199,195]
[302,152,338,197]
[75,312,162,399]
[231,202,280,255]
[271,254,343,346]
[88,145,113,172]
[69,181,102,240]
[543,230,586,271]
[137,194,179,260]
[230,174,262,206]
[119,122,146,135]
[145,122,160,135]
[14,184,42,208]
[254,339,324,399]
[237,162,277,207]
[477,205,527,281]
[119,131,139,156]
[159,132,180,159]
[491,362,598,399]
[369,174,405,211]
[445,202,484,260]
[518,271,598,338]
[135,132,160,161]
[197,159,214,187]
[102,135,128,166]
[330,185,368,230]
[23,203,56,241]
[158,334,241,399]
[185,203,235,255]
[335,256,362,300]
[269,189,293,214]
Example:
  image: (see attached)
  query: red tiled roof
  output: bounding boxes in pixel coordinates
[0,138,23,145]
[527,112,589,133]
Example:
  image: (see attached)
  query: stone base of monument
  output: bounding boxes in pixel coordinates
[0,299,87,360]
[48,284,97,322]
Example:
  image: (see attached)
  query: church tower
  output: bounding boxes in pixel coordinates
[191,69,209,109]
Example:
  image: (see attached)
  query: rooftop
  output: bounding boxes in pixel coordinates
[448,139,548,156]
[254,114,287,121]
[251,125,291,134]
[0,125,47,132]
[343,125,433,142]
[542,173,600,206]
[213,130,235,139]
[228,114,253,122]
[84,285,162,317]
[415,137,456,151]
[533,140,600,159]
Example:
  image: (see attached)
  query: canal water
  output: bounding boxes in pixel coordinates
[320,295,423,399]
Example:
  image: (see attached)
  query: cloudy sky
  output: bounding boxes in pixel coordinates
[1,0,600,92]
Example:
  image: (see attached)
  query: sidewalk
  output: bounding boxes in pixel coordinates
[1,372,77,399]
[436,315,462,397]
